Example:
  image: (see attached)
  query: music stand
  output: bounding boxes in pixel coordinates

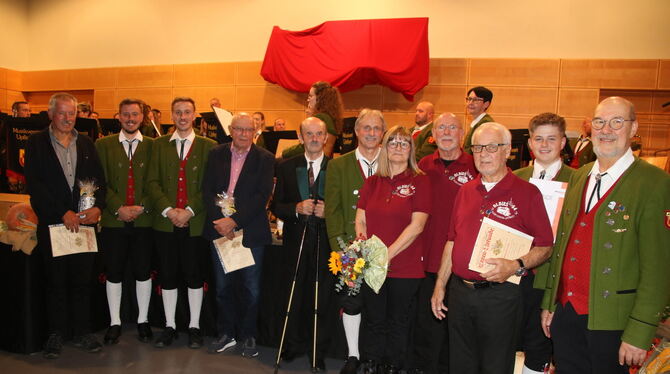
[99,119,121,136]
[260,130,299,155]
[507,129,531,170]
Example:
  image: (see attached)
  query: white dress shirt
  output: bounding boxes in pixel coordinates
[583,148,635,212]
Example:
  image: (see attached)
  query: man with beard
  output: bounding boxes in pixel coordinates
[463,86,494,154]
[412,101,437,161]
[146,97,216,349]
[541,97,670,373]
[11,101,31,117]
[96,98,155,345]
[325,108,386,374]
[411,113,477,374]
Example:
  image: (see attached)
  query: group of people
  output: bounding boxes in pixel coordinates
[18,81,669,374]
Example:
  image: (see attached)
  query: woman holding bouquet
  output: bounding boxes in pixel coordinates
[355,125,431,373]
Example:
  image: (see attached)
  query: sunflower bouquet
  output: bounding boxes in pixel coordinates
[328,235,388,296]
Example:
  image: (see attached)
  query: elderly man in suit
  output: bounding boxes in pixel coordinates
[541,97,670,373]
[203,112,275,358]
[24,92,107,359]
[324,108,386,374]
[272,116,334,372]
[96,98,155,345]
[146,97,216,349]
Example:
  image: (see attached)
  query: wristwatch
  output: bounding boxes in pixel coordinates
[514,258,528,277]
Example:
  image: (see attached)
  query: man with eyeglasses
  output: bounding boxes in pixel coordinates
[410,113,477,374]
[325,108,386,374]
[146,97,217,349]
[203,112,275,358]
[541,97,670,373]
[412,101,438,161]
[463,86,494,154]
[431,122,553,374]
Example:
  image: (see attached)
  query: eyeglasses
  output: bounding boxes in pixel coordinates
[470,143,508,153]
[465,97,484,103]
[436,124,460,132]
[591,117,634,130]
[231,126,255,134]
[387,140,411,150]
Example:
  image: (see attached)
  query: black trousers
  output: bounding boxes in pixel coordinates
[551,302,628,374]
[154,227,203,290]
[100,225,152,283]
[411,272,450,374]
[361,277,421,369]
[448,275,521,374]
[37,226,96,337]
[518,272,552,371]
[283,223,334,357]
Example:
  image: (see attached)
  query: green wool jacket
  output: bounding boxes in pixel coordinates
[414,122,437,162]
[463,113,494,154]
[513,164,574,289]
[96,134,154,228]
[325,150,365,251]
[541,158,670,349]
[145,134,216,236]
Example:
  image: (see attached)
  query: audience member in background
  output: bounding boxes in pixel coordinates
[252,111,267,148]
[463,86,494,154]
[568,117,597,168]
[77,102,93,118]
[90,111,99,119]
[141,104,158,138]
[12,101,31,117]
[412,101,437,161]
[513,112,574,374]
[273,118,287,131]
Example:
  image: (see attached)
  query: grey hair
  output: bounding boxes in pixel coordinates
[354,108,386,131]
[473,122,512,145]
[48,92,78,112]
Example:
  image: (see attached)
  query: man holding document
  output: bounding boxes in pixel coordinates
[431,122,553,374]
[202,113,275,358]
[24,92,107,359]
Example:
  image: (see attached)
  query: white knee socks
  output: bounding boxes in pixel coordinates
[342,313,361,358]
[136,279,152,324]
[106,281,122,326]
[162,288,178,329]
[187,287,203,329]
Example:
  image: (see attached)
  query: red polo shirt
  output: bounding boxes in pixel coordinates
[418,150,477,273]
[357,170,431,278]
[448,170,554,281]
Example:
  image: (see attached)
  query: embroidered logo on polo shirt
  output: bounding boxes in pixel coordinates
[490,199,519,220]
[393,184,416,198]
[449,171,474,186]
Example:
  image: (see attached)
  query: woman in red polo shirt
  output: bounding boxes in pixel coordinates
[355,125,431,373]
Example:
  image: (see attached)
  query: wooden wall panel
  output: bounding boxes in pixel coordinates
[6,69,22,91]
[341,85,382,112]
[172,87,236,112]
[66,68,117,89]
[117,65,174,88]
[382,85,466,113]
[429,59,468,85]
[23,90,94,113]
[485,114,533,129]
[381,112,415,129]
[557,88,599,118]
[651,91,670,121]
[658,60,670,89]
[235,86,304,111]
[0,89,7,111]
[236,62,267,86]
[94,89,117,111]
[6,90,26,110]
[0,69,6,89]
[174,63,235,87]
[564,117,588,135]
[469,59,560,87]
[22,70,68,91]
[600,90,654,114]
[261,110,307,131]
[487,87,557,116]
[560,60,659,89]
[115,88,173,111]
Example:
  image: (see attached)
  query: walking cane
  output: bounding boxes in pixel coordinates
[274,223,308,374]
[311,224,320,371]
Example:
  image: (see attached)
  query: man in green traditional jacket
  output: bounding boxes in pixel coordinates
[325,108,385,374]
[541,97,670,373]
[513,112,574,374]
[412,101,437,161]
[463,86,494,154]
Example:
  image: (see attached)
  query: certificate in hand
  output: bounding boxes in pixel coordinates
[213,230,255,274]
[529,178,567,241]
[48,224,98,257]
[468,217,534,284]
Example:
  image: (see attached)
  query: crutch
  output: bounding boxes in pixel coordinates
[274,223,308,374]
[311,223,320,370]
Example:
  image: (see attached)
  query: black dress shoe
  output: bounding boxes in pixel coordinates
[187,327,203,349]
[137,322,153,343]
[361,359,378,374]
[72,334,102,353]
[43,333,63,359]
[104,325,121,345]
[341,356,360,374]
[311,358,326,372]
[154,327,177,348]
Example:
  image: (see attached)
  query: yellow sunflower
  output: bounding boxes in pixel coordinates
[328,251,342,275]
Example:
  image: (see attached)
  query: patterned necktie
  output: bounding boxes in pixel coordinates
[586,172,608,213]
[179,139,186,160]
[308,161,315,187]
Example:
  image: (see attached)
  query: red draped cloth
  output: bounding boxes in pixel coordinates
[260,18,429,101]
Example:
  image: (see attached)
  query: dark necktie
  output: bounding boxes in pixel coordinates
[126,139,136,159]
[308,161,315,187]
[539,170,546,180]
[586,172,608,213]
[362,159,376,177]
[179,139,186,160]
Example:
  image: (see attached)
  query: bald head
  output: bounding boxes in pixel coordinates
[432,112,464,153]
[595,96,636,121]
[415,101,435,126]
[300,117,328,158]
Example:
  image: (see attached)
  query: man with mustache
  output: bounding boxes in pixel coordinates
[411,113,477,374]
[271,117,334,372]
[412,101,437,161]
[146,97,216,349]
[541,97,670,373]
[463,86,494,154]
[95,99,155,345]
[24,92,107,359]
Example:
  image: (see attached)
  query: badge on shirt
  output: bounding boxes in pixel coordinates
[393,184,416,198]
[427,136,435,144]
[490,199,519,220]
[449,171,474,186]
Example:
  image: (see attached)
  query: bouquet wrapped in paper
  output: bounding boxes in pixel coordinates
[328,235,388,296]
[215,192,236,217]
[78,179,98,212]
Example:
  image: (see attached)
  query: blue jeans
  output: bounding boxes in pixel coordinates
[210,243,264,340]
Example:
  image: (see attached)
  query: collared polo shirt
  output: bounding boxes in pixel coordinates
[357,170,431,278]
[448,170,554,281]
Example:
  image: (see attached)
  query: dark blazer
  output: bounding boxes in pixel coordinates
[24,128,106,227]
[271,155,329,250]
[202,143,275,247]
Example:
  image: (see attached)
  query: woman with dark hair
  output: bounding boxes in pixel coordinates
[355,125,431,373]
